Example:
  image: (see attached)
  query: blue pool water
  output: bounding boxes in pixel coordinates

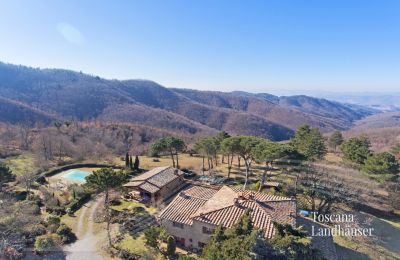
[62,169,91,183]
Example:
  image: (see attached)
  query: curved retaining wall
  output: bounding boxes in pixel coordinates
[39,163,125,178]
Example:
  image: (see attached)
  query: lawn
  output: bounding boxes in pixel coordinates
[118,233,199,259]
[4,153,35,176]
[118,233,148,256]
[61,205,87,236]
[111,200,157,215]
[136,154,204,171]
[119,153,265,177]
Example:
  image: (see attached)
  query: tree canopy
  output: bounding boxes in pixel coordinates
[340,136,371,164]
[85,168,125,193]
[362,152,399,175]
[85,168,126,246]
[202,210,268,260]
[328,131,344,151]
[252,141,289,163]
[202,210,321,260]
[220,136,265,189]
[291,125,327,161]
[151,136,185,168]
[194,137,218,172]
[391,144,400,160]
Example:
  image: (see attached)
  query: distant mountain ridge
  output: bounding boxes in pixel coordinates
[0,62,376,140]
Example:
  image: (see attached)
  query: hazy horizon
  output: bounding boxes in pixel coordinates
[3,60,400,97]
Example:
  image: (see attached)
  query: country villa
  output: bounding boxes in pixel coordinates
[158,185,297,251]
[123,166,186,204]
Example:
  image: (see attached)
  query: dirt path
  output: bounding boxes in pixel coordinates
[64,196,104,260]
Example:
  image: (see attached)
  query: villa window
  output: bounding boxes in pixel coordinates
[173,221,184,229]
[202,226,215,234]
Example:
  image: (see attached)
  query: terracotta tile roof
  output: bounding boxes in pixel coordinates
[158,186,217,225]
[184,185,219,200]
[159,185,296,238]
[229,187,293,202]
[123,166,184,193]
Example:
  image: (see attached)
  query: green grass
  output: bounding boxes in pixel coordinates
[118,233,148,256]
[61,206,87,236]
[4,153,35,176]
[111,200,157,215]
[119,233,197,259]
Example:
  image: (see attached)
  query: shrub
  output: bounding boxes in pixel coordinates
[251,181,261,191]
[56,223,77,244]
[118,249,139,259]
[45,215,61,233]
[23,223,47,238]
[34,234,61,254]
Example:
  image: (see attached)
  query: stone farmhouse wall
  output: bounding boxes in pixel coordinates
[160,218,217,251]
[154,177,185,203]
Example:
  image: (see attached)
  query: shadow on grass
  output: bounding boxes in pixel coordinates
[335,244,372,260]
[369,214,400,255]
[352,202,400,222]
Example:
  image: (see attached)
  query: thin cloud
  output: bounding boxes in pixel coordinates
[57,23,84,45]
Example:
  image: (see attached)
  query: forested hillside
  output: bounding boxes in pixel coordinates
[0,62,375,140]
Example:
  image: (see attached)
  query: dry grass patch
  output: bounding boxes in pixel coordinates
[324,152,343,163]
[111,200,157,215]
[4,153,35,175]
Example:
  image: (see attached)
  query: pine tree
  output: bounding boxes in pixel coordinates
[362,152,399,175]
[329,131,344,151]
[291,125,327,161]
[129,156,133,169]
[151,137,185,168]
[85,168,125,247]
[340,136,371,164]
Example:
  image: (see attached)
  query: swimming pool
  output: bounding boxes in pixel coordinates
[62,169,91,183]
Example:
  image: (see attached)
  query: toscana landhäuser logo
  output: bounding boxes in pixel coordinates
[311,213,374,237]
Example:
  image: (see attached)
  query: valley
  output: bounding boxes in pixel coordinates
[0,62,399,260]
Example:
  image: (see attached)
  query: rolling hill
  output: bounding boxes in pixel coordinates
[0,62,376,140]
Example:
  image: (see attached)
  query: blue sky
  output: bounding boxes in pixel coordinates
[0,0,399,92]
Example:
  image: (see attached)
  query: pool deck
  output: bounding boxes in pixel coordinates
[47,167,100,188]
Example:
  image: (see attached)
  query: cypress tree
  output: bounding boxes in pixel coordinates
[134,155,140,170]
[125,152,129,167]
[166,236,176,256]
[129,156,133,169]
